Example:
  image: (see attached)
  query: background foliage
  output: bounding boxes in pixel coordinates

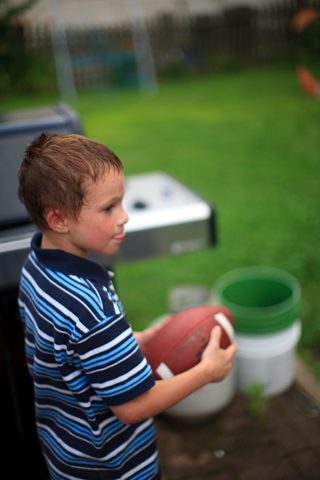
[62,66,319,377]
[1,2,320,377]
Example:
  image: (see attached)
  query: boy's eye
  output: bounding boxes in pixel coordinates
[105,205,113,212]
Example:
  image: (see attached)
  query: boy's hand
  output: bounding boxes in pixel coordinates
[134,328,156,354]
[200,326,237,383]
[134,316,172,354]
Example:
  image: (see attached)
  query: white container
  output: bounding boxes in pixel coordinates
[164,367,236,419]
[167,284,211,313]
[234,320,301,397]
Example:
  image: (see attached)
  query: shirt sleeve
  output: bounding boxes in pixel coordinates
[75,312,155,406]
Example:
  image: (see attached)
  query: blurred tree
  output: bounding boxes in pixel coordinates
[0,0,39,22]
[0,0,40,93]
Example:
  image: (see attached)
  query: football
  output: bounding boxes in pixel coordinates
[144,305,234,380]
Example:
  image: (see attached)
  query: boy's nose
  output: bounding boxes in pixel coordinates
[120,207,129,226]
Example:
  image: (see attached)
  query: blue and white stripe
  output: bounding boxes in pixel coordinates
[18,232,161,480]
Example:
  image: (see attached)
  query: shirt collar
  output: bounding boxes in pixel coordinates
[31,231,112,284]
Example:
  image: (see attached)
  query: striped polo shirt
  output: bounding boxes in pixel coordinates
[18,232,162,480]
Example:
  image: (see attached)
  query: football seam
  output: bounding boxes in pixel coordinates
[214,313,234,342]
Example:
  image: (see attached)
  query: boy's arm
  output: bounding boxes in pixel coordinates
[111,326,237,425]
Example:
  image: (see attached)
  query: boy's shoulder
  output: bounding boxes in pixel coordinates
[21,246,125,331]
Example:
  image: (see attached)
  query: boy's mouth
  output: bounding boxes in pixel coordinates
[113,232,126,242]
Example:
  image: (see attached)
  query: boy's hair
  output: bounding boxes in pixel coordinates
[18,133,123,230]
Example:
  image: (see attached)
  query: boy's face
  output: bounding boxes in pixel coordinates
[65,168,129,258]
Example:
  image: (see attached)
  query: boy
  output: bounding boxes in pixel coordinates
[18,133,236,480]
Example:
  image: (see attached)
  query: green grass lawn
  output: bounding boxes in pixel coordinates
[3,65,320,375]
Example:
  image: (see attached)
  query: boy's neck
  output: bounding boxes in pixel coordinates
[41,230,87,258]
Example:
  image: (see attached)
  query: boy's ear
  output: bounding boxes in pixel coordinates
[46,210,69,233]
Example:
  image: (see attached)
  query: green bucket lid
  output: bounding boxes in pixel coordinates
[213,266,301,335]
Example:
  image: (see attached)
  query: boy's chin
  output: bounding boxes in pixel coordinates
[96,245,121,257]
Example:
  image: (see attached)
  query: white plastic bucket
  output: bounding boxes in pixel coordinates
[164,367,236,419]
[167,284,211,314]
[212,267,302,397]
[234,320,301,397]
